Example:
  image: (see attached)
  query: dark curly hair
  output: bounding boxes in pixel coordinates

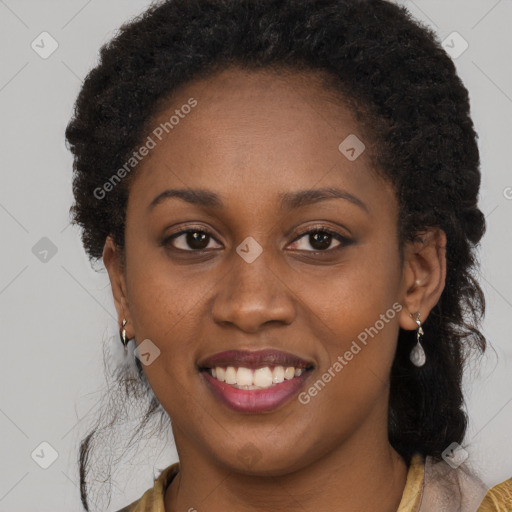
[65,0,487,509]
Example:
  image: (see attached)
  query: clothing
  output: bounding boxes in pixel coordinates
[117,454,512,512]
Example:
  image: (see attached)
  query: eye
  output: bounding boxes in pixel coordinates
[164,227,221,251]
[288,226,350,252]
[163,224,351,253]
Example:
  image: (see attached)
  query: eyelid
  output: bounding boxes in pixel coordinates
[291,223,350,241]
[163,224,222,251]
[163,223,352,252]
[288,224,351,252]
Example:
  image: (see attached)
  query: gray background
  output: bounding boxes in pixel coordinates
[0,0,511,510]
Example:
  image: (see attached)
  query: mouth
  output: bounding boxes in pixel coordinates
[198,350,314,413]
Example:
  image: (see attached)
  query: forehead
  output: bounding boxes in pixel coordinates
[126,67,394,217]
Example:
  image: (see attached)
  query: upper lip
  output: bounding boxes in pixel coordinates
[198,349,314,370]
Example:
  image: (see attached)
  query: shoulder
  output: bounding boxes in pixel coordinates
[113,495,148,512]
[422,456,512,512]
[421,456,487,511]
[477,478,512,511]
[114,463,180,512]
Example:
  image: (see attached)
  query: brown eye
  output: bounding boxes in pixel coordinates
[308,232,335,251]
[165,229,221,251]
[288,226,351,252]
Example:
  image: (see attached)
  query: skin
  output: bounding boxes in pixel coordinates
[103,67,447,511]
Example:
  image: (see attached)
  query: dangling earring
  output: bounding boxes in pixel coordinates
[410,312,426,367]
[119,318,129,353]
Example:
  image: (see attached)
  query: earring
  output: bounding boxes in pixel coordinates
[119,319,129,353]
[410,312,426,367]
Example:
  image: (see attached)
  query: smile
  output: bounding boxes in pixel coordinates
[208,365,306,389]
[199,350,314,413]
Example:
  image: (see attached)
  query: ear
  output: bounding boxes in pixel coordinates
[103,236,134,339]
[398,228,447,331]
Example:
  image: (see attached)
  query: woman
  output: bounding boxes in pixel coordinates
[65,0,512,510]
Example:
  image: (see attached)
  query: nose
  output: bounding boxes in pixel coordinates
[211,249,296,333]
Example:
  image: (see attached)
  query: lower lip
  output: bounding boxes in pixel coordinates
[202,370,310,413]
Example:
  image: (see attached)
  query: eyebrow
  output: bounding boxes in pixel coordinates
[147,186,368,213]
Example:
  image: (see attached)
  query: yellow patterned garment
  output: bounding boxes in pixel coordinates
[117,454,512,512]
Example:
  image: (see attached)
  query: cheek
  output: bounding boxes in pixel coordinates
[124,260,203,388]
[126,244,202,335]
[297,242,402,391]
[297,241,402,336]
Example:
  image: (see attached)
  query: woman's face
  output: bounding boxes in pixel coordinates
[105,68,426,475]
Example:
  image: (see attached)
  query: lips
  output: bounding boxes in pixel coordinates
[199,349,313,370]
[198,349,314,413]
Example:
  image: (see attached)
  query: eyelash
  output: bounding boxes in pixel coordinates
[163,224,351,253]
[288,225,352,255]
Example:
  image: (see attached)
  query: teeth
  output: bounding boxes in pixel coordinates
[254,367,273,387]
[273,366,285,384]
[236,367,253,386]
[225,366,237,385]
[284,367,295,380]
[208,365,306,389]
